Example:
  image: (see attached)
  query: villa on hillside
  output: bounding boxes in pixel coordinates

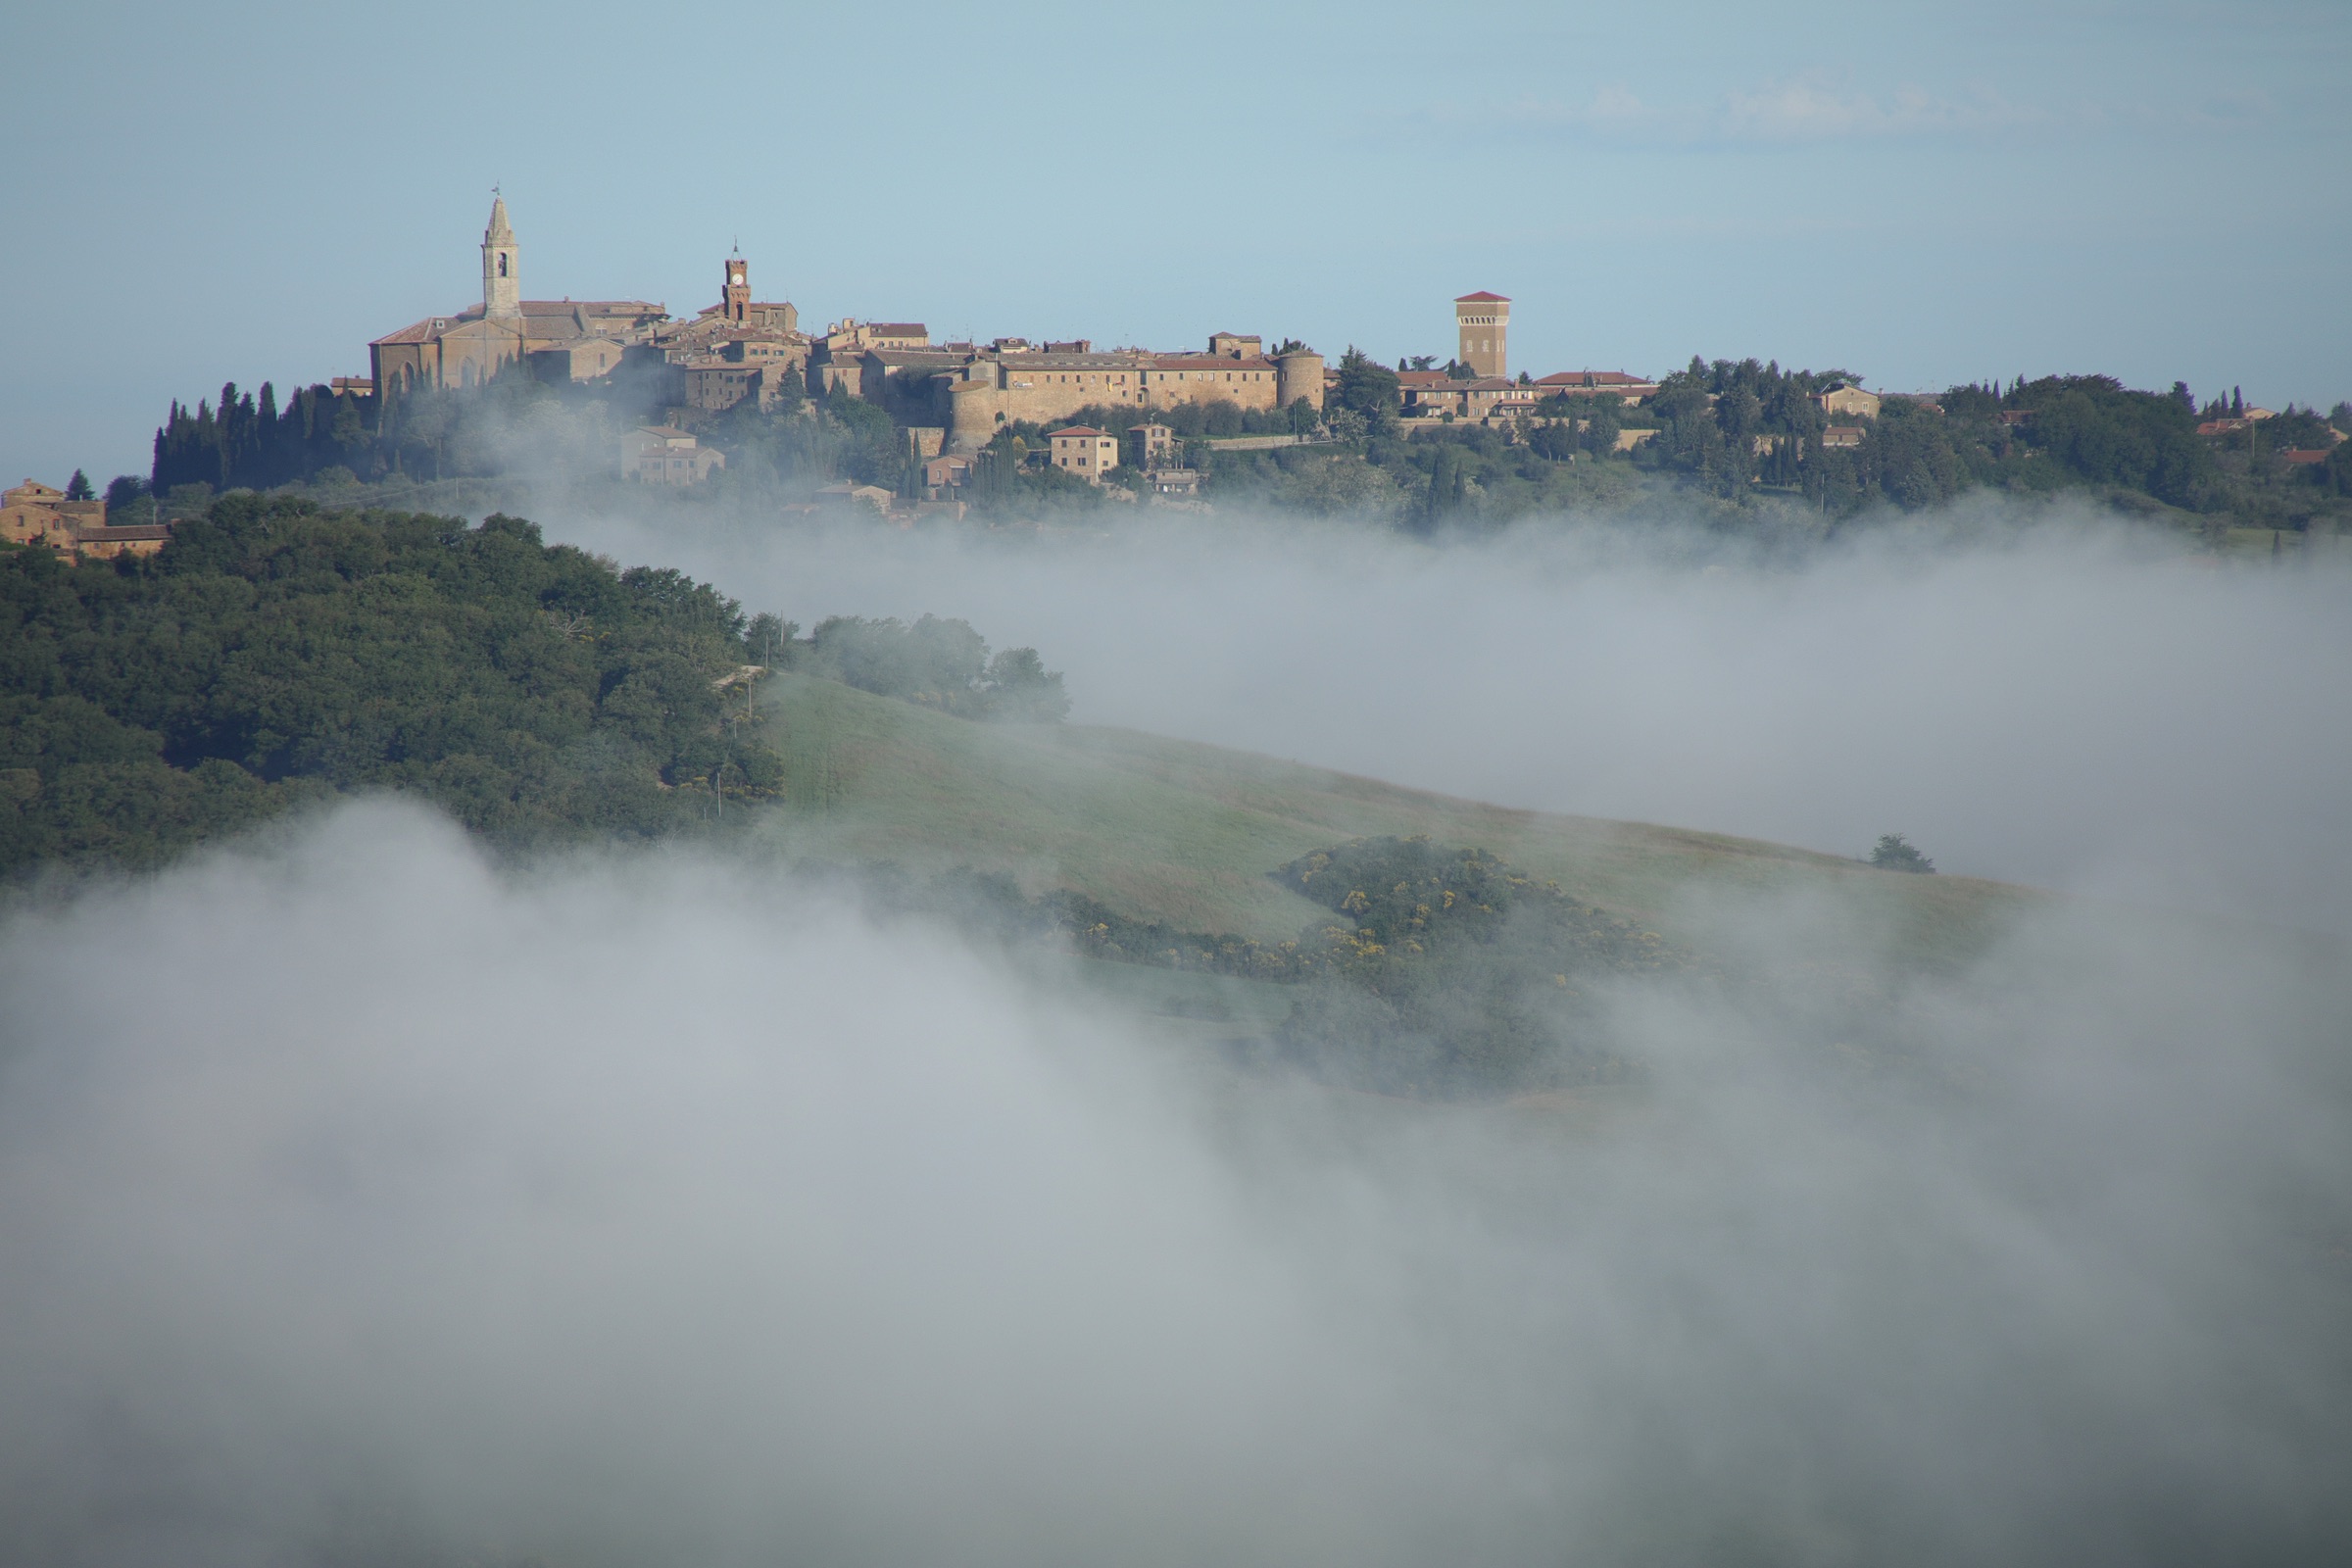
[3,480,173,562]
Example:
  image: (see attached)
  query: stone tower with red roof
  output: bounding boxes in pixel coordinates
[1455,291,1510,379]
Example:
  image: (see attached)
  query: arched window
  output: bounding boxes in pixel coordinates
[498,254,509,277]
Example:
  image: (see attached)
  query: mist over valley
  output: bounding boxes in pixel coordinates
[2,490,2348,1565]
[7,2,2352,1556]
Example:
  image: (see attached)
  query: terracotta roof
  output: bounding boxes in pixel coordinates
[1000,352,1144,369]
[79,525,172,542]
[1049,427,1109,439]
[1150,354,1274,370]
[2281,450,2332,466]
[1398,370,1454,387]
[373,300,661,348]
[1536,370,1655,388]
[868,322,927,336]
[1454,291,1510,303]
[370,318,444,346]
[519,299,661,316]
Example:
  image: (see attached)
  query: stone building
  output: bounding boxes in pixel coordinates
[527,337,628,383]
[1,480,97,552]
[1127,423,1176,466]
[712,253,800,334]
[917,335,1322,451]
[620,426,724,484]
[1397,372,1522,420]
[1048,427,1119,481]
[648,255,813,413]
[1455,291,1510,380]
[922,453,976,496]
[3,480,172,561]
[369,196,665,392]
[657,256,806,358]
[1535,370,1658,404]
[74,524,175,561]
[1810,383,1882,420]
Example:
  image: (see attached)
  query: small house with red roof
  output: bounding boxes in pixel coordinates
[1048,426,1119,481]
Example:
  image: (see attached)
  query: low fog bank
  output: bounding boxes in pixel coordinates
[2,803,2347,1566]
[545,501,2352,933]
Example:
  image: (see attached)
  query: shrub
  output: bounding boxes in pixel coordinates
[1869,833,1936,873]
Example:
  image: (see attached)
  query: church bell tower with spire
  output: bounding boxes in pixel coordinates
[482,192,520,319]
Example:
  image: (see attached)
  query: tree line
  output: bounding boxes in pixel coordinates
[0,494,1064,875]
[1188,349,2351,534]
[123,347,2349,538]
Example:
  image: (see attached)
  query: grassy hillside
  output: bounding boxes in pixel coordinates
[754,672,2041,974]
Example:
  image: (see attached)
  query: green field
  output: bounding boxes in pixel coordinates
[752,673,2043,976]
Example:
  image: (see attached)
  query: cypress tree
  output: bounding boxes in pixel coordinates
[257,382,279,487]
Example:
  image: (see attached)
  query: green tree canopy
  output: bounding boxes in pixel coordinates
[0,494,784,872]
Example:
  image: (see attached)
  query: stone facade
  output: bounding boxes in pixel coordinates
[1535,370,1658,405]
[1455,291,1510,380]
[74,524,174,561]
[620,426,724,484]
[370,197,670,392]
[2,481,91,553]
[3,480,172,562]
[526,337,628,383]
[1811,384,1882,420]
[1127,423,1176,466]
[1048,427,1119,481]
[925,335,1313,451]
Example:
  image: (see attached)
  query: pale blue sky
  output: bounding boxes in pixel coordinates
[4,0,2346,486]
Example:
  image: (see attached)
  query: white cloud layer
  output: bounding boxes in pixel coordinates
[548,503,2352,936]
[0,802,2346,1564]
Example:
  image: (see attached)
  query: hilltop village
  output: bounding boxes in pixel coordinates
[14,193,2341,552]
[349,195,1668,501]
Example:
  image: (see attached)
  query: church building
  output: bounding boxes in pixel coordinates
[368,195,666,393]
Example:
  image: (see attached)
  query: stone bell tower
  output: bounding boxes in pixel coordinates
[482,192,520,319]
[722,251,750,323]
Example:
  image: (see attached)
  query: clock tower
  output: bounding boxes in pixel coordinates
[482,193,520,320]
[722,253,750,323]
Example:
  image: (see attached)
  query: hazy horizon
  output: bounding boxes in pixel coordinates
[4,0,2348,485]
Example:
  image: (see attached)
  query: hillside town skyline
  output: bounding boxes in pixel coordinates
[15,186,2339,543]
[358,196,1669,461]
